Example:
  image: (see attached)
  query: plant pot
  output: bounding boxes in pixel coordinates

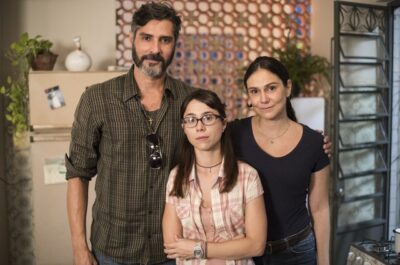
[32,52,58,71]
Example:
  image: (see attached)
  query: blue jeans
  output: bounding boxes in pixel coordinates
[93,249,176,265]
[254,232,316,265]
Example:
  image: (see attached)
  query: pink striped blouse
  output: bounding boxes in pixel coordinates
[166,160,264,265]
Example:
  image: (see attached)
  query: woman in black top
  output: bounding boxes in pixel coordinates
[230,56,330,265]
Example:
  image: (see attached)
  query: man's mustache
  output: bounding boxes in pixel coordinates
[141,54,164,63]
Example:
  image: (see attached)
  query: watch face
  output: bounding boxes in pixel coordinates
[194,246,203,258]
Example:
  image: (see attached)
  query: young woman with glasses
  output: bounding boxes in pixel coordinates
[162,89,267,264]
[230,56,330,265]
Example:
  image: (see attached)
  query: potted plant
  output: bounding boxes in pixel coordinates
[272,39,331,131]
[273,41,330,97]
[29,36,58,71]
[0,33,57,142]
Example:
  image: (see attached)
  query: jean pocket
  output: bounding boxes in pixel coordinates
[290,232,316,254]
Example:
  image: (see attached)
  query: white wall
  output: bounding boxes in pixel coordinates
[311,0,334,59]
[19,0,116,71]
[22,0,334,69]
[18,0,386,69]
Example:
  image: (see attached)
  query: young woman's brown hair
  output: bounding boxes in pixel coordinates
[170,89,238,197]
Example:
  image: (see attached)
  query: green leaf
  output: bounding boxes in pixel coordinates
[273,40,330,96]
[0,32,53,135]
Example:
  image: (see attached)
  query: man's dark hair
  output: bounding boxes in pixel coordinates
[131,2,182,41]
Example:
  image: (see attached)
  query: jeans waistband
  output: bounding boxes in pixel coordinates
[266,224,312,254]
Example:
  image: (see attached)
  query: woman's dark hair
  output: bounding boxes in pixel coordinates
[131,2,182,41]
[170,89,238,198]
[243,56,297,122]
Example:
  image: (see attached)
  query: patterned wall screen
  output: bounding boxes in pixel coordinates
[116,0,311,119]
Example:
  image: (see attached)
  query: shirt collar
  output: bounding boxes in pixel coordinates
[123,64,178,102]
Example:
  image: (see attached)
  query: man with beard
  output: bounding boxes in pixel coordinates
[66,2,195,265]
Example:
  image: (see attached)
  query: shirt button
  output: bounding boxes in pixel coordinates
[149,210,152,214]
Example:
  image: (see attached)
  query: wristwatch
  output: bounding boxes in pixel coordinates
[193,241,204,259]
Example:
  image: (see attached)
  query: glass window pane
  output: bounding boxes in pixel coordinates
[342,174,383,199]
[339,148,387,177]
[340,35,387,60]
[339,93,387,117]
[340,64,388,88]
[339,121,387,146]
[338,198,383,227]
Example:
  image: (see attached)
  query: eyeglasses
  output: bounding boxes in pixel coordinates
[146,134,162,169]
[182,113,223,128]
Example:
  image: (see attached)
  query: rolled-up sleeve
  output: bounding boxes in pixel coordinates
[65,88,101,181]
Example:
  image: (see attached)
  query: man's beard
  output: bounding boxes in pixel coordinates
[132,46,174,79]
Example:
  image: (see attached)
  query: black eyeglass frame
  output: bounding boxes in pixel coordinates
[181,113,223,128]
[146,133,163,169]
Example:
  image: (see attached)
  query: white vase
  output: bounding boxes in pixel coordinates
[65,36,92,71]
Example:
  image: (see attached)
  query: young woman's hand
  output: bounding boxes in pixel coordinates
[164,236,197,259]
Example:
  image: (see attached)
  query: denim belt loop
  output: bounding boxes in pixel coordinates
[284,238,290,249]
[267,243,273,253]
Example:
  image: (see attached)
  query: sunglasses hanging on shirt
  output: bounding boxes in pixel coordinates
[146,133,163,169]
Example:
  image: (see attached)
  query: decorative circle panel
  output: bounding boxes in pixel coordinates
[116,0,311,119]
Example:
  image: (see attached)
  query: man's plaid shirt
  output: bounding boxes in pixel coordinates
[66,66,195,264]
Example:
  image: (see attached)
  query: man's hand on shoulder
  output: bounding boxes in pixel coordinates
[323,135,332,158]
[316,130,332,158]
